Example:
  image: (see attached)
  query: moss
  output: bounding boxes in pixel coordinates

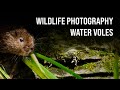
[81,63,97,71]
[72,50,120,73]
[74,65,82,71]
[100,53,120,72]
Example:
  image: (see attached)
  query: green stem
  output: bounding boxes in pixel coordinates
[30,53,46,76]
[23,58,47,79]
[23,54,58,79]
[0,72,4,79]
[114,52,119,79]
[35,53,83,79]
[0,67,11,79]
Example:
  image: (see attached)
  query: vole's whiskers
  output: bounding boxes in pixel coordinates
[35,37,47,42]
[14,56,19,63]
[35,43,41,45]
[34,43,41,47]
[34,33,40,40]
[11,55,17,61]
[10,55,19,63]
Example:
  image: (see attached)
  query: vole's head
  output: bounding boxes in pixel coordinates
[0,28,35,56]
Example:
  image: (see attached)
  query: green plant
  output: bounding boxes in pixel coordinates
[113,52,119,79]
[0,66,11,79]
[35,53,83,79]
[22,53,58,79]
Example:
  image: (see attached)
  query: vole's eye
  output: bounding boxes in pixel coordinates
[19,37,24,42]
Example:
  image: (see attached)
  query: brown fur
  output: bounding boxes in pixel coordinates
[0,27,35,78]
[0,28,35,56]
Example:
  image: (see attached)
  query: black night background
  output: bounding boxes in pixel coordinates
[0,12,120,79]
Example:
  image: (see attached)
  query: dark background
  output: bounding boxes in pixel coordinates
[0,12,119,39]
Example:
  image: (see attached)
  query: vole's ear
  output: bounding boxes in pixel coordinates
[22,29,28,33]
[22,29,30,35]
[17,28,28,33]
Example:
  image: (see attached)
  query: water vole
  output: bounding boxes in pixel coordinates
[0,27,35,56]
[0,26,35,78]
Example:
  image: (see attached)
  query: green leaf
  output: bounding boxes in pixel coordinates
[23,57,47,79]
[114,52,119,79]
[35,53,83,79]
[0,67,11,79]
[22,53,58,79]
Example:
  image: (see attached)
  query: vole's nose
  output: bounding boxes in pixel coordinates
[23,45,34,52]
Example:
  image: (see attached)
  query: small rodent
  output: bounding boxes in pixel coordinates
[0,26,35,79]
[0,27,35,56]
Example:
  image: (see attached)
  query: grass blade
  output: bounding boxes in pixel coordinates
[35,53,83,79]
[23,57,47,79]
[23,53,58,79]
[38,63,58,79]
[0,67,11,79]
[114,52,119,79]
[0,72,5,79]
